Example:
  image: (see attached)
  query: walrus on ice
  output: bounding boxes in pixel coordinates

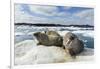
[63,32,84,56]
[33,31,63,47]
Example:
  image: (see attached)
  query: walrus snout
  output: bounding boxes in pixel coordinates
[33,32,41,37]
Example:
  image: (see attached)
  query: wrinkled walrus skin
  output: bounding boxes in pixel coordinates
[63,32,84,56]
[33,31,63,47]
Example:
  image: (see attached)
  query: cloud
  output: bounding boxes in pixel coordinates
[14,4,71,23]
[75,9,94,18]
[27,4,72,17]
[74,9,94,25]
[14,4,94,25]
[14,4,32,23]
[29,5,58,16]
[14,4,50,23]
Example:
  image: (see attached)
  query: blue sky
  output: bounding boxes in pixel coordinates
[15,4,94,25]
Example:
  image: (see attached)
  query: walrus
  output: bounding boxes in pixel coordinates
[63,32,84,56]
[33,31,63,47]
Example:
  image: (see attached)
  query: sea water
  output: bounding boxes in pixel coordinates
[14,25,94,49]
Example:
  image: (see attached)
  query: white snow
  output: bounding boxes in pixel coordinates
[15,40,94,65]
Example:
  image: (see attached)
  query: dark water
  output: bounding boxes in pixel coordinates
[75,33,94,48]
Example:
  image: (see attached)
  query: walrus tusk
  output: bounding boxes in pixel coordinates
[65,39,73,49]
[65,39,70,45]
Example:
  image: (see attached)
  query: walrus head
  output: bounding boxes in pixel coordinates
[63,32,77,46]
[33,32,41,37]
[33,32,43,41]
[33,32,49,42]
[63,33,76,57]
[63,32,84,56]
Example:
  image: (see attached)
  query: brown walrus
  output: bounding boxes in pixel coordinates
[63,32,84,56]
[33,31,63,47]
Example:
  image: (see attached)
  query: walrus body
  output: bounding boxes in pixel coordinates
[33,31,63,47]
[63,32,84,56]
[45,31,61,36]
